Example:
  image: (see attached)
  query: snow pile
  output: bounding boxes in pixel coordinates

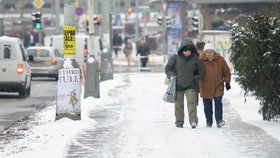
[63,59,73,69]
[225,76,280,141]
[0,98,95,158]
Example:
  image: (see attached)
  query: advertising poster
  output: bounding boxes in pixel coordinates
[167,29,181,55]
[56,68,81,115]
[63,26,76,58]
[166,2,182,29]
[166,1,184,55]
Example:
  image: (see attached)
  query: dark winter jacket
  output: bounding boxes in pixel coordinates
[165,39,205,92]
[136,44,150,57]
[112,34,123,46]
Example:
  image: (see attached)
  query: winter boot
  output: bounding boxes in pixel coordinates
[206,122,212,128]
[191,121,197,129]
[176,124,183,128]
[217,120,225,128]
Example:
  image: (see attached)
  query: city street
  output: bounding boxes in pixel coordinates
[0,73,279,158]
[0,78,57,131]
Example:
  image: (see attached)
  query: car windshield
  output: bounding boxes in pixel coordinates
[27,49,50,57]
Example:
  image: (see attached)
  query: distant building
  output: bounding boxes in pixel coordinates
[187,0,280,32]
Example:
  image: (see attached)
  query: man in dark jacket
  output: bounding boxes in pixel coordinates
[136,40,150,67]
[112,33,123,57]
[165,38,205,129]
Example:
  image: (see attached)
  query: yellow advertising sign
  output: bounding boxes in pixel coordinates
[64,26,76,57]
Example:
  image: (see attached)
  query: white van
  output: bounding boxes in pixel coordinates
[0,36,31,98]
[50,34,103,63]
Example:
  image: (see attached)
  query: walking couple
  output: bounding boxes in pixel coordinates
[165,39,231,129]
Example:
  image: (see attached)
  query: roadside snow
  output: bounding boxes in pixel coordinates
[0,97,95,158]
[226,76,280,142]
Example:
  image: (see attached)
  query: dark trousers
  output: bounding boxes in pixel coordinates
[202,96,223,125]
[113,48,120,57]
[140,57,148,67]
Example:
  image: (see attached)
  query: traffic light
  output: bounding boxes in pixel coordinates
[86,15,89,31]
[157,16,162,26]
[86,15,101,32]
[31,11,42,30]
[93,15,101,25]
[192,15,199,32]
[157,16,172,28]
[166,16,171,28]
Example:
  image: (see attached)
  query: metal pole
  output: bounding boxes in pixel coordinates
[93,0,99,34]
[162,1,167,54]
[101,0,110,41]
[143,10,147,42]
[37,9,43,46]
[64,0,75,26]
[109,12,113,51]
[39,30,42,46]
[64,0,79,66]
[135,0,139,41]
[88,0,95,57]
[55,0,60,34]
[0,0,4,14]
[84,0,101,99]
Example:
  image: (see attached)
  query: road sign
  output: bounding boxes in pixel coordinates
[75,7,83,16]
[32,0,45,9]
[63,26,76,58]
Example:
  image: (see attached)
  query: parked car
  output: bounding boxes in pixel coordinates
[25,46,63,80]
[0,36,31,98]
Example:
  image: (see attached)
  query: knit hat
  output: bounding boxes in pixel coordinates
[204,43,215,52]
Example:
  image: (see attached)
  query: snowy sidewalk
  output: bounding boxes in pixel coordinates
[1,73,280,158]
[65,73,280,158]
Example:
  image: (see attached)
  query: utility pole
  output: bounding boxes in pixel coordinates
[64,0,79,67]
[162,1,167,54]
[88,0,95,57]
[55,0,60,34]
[163,16,167,54]
[64,0,75,26]
[93,0,99,35]
[84,0,101,99]
[135,0,139,42]
[143,9,148,42]
[101,0,110,41]
[109,13,113,50]
[0,0,4,14]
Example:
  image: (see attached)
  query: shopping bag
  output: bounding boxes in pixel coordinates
[164,76,170,85]
[163,76,176,103]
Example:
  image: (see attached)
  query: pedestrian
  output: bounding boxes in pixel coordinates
[23,31,31,48]
[29,30,35,46]
[124,34,130,45]
[195,41,205,57]
[123,38,133,66]
[112,33,123,57]
[165,38,205,129]
[136,40,150,67]
[199,43,231,128]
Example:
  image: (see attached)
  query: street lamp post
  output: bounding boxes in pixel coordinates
[135,0,139,42]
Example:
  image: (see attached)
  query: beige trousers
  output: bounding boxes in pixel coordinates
[174,89,198,126]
